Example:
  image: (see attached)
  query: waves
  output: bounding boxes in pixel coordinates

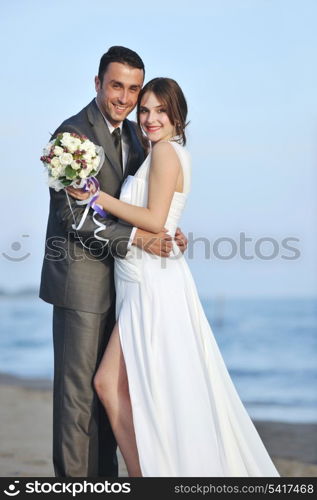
[0,294,316,423]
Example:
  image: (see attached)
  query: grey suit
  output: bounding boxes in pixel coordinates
[39,99,145,477]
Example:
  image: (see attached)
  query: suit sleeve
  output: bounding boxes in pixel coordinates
[49,124,133,259]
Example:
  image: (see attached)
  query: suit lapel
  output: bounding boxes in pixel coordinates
[87,99,123,180]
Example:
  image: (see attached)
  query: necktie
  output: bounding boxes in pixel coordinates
[112,127,123,173]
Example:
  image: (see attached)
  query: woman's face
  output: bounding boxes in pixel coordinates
[139,91,175,143]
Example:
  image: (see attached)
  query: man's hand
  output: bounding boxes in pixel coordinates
[175,227,188,254]
[66,181,98,201]
[132,228,173,257]
[66,185,91,201]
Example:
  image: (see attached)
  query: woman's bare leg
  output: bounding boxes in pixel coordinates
[94,322,142,477]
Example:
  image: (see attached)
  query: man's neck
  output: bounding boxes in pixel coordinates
[95,98,123,132]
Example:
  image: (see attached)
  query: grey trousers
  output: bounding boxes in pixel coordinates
[52,303,118,477]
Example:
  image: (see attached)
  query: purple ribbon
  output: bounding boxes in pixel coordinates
[81,177,108,218]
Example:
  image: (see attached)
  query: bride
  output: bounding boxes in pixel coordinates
[67,77,280,477]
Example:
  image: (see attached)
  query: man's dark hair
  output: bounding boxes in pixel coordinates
[98,46,145,84]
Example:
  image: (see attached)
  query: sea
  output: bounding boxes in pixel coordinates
[0,292,316,424]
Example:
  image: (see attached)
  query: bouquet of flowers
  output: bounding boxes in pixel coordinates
[40,132,108,235]
[40,132,105,192]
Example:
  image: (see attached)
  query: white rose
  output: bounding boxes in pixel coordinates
[51,166,63,178]
[79,169,88,178]
[60,133,71,147]
[83,152,93,162]
[85,164,94,174]
[66,143,76,153]
[59,153,73,166]
[53,146,64,156]
[51,157,61,168]
[67,137,82,153]
[82,140,96,153]
[92,157,100,169]
[71,160,81,170]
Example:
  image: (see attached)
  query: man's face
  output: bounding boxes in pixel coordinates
[95,62,144,127]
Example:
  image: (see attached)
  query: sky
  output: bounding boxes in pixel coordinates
[0,0,316,298]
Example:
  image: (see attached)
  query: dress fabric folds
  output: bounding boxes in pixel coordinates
[114,142,279,477]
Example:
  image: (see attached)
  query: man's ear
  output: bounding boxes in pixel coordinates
[95,76,101,92]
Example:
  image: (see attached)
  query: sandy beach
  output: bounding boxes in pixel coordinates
[0,373,316,478]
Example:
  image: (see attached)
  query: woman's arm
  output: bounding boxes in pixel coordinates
[67,141,181,233]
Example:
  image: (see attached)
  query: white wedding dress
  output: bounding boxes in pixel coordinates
[114,141,279,477]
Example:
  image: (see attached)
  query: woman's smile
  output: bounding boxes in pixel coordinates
[139,91,175,143]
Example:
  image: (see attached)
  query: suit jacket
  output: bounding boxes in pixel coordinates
[39,99,146,313]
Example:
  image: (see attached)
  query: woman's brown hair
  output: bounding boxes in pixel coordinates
[137,77,188,146]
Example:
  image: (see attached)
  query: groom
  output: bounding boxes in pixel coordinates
[40,46,187,477]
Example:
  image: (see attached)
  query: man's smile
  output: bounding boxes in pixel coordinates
[113,104,128,112]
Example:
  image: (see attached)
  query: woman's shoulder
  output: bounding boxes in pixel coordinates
[150,140,191,177]
[152,139,188,155]
[152,140,175,151]
[148,142,181,179]
[151,140,180,161]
